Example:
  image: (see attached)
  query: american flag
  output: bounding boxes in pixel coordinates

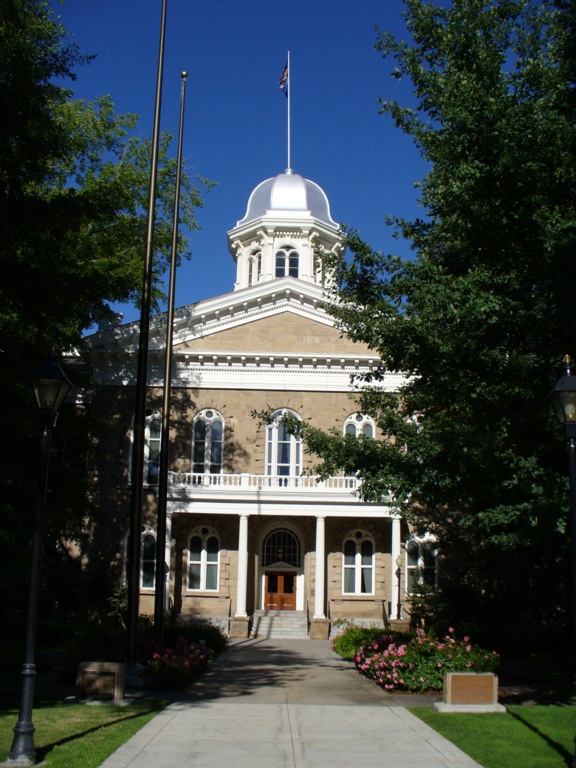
[278,64,288,96]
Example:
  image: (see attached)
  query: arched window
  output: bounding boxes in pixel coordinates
[342,531,374,595]
[256,252,262,279]
[263,529,300,567]
[406,537,438,594]
[266,409,301,479]
[192,409,224,474]
[188,529,219,591]
[141,528,156,589]
[275,247,299,278]
[129,410,162,485]
[344,412,375,439]
[248,257,254,287]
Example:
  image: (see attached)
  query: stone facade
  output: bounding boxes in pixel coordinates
[83,170,418,638]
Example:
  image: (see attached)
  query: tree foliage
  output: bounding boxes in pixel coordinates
[0,0,207,622]
[306,0,576,643]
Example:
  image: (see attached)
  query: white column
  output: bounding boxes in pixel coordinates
[235,513,249,618]
[390,516,402,620]
[313,515,326,619]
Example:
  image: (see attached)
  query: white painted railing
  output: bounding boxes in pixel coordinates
[168,471,360,493]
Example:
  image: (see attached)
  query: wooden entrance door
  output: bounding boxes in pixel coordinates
[265,572,296,610]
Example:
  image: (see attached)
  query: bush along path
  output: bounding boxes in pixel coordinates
[351,627,499,692]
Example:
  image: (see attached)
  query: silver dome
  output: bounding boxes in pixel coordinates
[237,171,337,228]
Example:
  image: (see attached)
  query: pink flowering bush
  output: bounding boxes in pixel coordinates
[144,635,212,689]
[354,627,498,692]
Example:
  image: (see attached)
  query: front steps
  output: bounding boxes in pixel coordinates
[251,610,308,639]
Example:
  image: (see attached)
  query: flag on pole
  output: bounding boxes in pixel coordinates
[278,63,288,97]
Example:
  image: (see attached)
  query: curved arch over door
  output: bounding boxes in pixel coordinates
[262,528,300,610]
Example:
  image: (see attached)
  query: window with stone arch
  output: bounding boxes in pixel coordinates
[263,528,301,567]
[342,530,375,595]
[406,536,438,594]
[141,526,156,589]
[275,246,299,278]
[129,409,162,485]
[192,409,224,474]
[344,412,375,439]
[248,257,254,287]
[188,528,220,591]
[266,409,301,480]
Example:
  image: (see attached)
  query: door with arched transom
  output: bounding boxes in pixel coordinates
[262,529,300,610]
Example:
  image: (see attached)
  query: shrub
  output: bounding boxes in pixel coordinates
[333,624,414,660]
[163,622,228,656]
[143,636,211,689]
[354,627,499,692]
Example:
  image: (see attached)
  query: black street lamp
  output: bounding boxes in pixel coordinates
[5,357,71,767]
[395,553,402,621]
[552,355,576,658]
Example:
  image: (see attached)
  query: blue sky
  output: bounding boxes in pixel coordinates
[50,0,426,324]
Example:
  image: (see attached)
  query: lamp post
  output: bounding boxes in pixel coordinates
[6,357,71,766]
[552,355,576,659]
[395,554,402,620]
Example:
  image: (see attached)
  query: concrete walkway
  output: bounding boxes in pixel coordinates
[100,638,483,768]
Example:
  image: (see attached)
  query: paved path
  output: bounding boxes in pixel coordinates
[101,638,483,768]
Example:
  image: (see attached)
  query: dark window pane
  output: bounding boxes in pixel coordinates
[344,568,355,593]
[268,573,278,592]
[344,540,356,565]
[142,562,155,588]
[206,564,218,590]
[207,536,218,562]
[423,543,436,568]
[362,423,374,438]
[194,420,206,440]
[188,564,201,589]
[289,251,299,277]
[345,423,356,436]
[275,252,285,277]
[211,420,222,440]
[407,541,419,567]
[190,536,202,561]
[361,540,373,565]
[361,568,372,593]
[284,574,295,593]
[142,535,156,559]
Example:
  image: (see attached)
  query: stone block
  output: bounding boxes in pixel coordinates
[229,617,250,638]
[309,619,330,640]
[77,661,125,703]
[433,672,506,713]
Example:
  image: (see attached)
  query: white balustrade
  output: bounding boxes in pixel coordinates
[167,471,361,494]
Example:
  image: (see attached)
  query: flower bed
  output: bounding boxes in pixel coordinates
[143,636,212,689]
[354,627,499,692]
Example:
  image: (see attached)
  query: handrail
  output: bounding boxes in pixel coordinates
[168,471,361,492]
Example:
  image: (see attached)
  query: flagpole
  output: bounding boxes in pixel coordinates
[287,50,291,173]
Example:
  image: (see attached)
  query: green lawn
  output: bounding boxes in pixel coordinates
[412,705,576,768]
[0,698,165,767]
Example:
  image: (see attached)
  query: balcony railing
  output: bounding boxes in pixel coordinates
[168,471,360,493]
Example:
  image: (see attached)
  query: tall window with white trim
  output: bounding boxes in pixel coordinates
[192,409,224,474]
[188,529,219,591]
[342,531,374,594]
[129,410,162,485]
[406,537,438,593]
[141,528,156,589]
[266,409,301,478]
[275,247,299,278]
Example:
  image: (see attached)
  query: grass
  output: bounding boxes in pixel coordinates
[412,704,576,768]
[0,698,165,767]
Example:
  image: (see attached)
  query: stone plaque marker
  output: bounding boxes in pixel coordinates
[77,661,125,703]
[434,672,506,713]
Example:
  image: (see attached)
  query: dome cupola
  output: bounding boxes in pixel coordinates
[227,170,341,291]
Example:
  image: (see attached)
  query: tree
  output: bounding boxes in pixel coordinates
[304,0,576,646]
[0,0,207,625]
